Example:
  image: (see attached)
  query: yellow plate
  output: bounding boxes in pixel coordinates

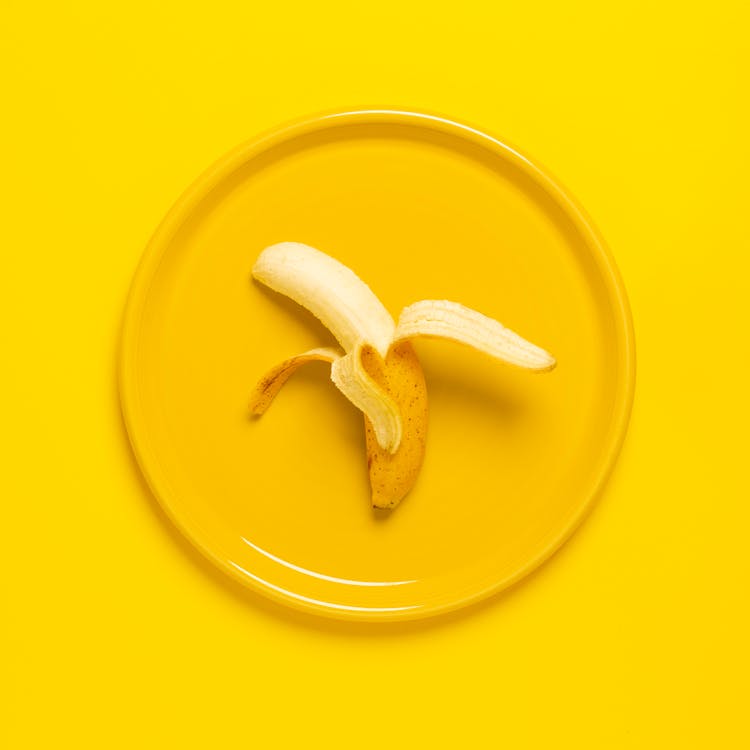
[119,110,635,621]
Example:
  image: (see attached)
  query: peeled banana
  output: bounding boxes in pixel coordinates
[250,242,555,510]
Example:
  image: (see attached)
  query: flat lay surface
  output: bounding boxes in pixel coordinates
[3,1,748,746]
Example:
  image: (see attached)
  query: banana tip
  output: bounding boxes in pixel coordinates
[540,357,557,373]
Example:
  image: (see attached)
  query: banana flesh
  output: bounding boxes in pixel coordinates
[253,242,395,358]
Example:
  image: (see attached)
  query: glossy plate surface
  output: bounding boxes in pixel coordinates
[120,110,634,620]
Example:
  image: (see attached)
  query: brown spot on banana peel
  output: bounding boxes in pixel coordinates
[360,341,428,510]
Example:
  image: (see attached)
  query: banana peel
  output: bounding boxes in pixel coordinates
[361,341,428,509]
[249,347,342,416]
[249,242,555,510]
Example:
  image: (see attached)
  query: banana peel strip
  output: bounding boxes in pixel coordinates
[249,347,342,415]
[394,299,556,372]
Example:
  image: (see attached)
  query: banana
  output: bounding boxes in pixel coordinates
[250,242,555,510]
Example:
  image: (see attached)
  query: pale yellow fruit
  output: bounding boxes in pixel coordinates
[248,242,555,513]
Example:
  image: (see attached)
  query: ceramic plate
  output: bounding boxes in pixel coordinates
[119,110,634,620]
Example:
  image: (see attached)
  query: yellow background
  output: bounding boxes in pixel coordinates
[3,2,748,747]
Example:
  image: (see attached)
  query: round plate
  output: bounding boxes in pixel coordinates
[120,110,635,621]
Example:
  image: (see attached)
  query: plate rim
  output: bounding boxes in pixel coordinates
[118,108,636,622]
